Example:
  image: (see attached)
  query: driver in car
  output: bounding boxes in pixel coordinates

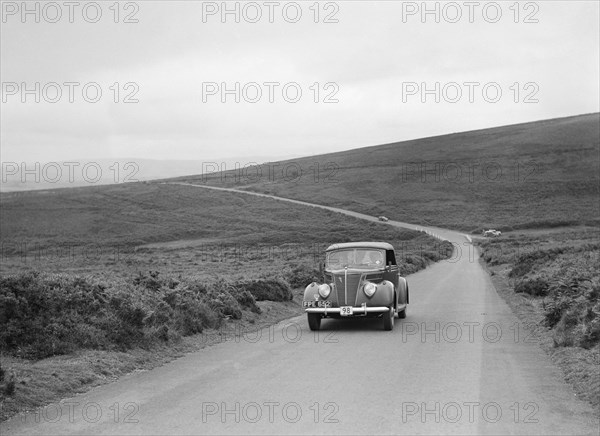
[362,251,383,266]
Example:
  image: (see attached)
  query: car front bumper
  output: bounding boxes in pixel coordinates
[305,306,390,315]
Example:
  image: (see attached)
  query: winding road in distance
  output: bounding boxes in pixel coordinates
[2,183,598,435]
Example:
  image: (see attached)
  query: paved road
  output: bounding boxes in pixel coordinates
[2,183,598,435]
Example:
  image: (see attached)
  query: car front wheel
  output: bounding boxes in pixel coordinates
[307,313,321,331]
[383,307,394,331]
[397,306,407,319]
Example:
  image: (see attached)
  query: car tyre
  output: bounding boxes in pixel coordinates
[397,306,407,319]
[307,313,321,331]
[383,307,394,331]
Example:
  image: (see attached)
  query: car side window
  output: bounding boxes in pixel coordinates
[386,250,397,266]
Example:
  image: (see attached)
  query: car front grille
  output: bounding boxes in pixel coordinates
[333,272,362,306]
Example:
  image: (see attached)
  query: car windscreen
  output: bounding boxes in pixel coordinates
[326,249,385,269]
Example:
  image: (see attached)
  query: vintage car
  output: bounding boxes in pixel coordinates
[303,242,409,331]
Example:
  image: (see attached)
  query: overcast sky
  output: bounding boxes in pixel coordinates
[1,0,599,163]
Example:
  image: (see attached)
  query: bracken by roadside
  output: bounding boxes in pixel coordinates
[477,228,600,411]
[0,239,452,422]
[0,296,301,422]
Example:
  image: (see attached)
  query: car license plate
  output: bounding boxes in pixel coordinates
[302,300,331,308]
[340,306,353,316]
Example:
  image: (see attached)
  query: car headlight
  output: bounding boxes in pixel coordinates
[363,282,377,297]
[318,283,331,298]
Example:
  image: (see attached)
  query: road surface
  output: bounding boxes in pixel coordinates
[2,183,598,435]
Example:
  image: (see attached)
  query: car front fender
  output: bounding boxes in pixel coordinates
[303,282,320,301]
[355,280,395,307]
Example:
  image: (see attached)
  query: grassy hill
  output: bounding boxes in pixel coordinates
[0,182,444,267]
[0,182,453,292]
[177,113,600,232]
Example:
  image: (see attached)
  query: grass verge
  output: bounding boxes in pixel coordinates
[477,227,599,410]
[0,294,301,422]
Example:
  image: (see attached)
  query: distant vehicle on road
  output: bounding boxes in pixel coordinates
[303,242,408,331]
[483,229,502,237]
[378,216,389,222]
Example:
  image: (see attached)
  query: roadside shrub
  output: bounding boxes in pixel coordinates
[232,279,293,302]
[510,247,565,278]
[551,297,600,349]
[437,241,455,259]
[515,276,549,296]
[0,271,269,359]
[234,290,262,314]
[173,301,217,336]
[580,300,600,349]
[287,265,320,289]
[0,362,15,397]
[545,275,600,348]
[399,254,426,275]
[481,238,599,351]
[133,270,162,292]
[0,272,114,357]
[147,325,171,342]
[206,289,243,320]
[543,295,572,328]
[4,378,15,396]
[420,250,439,262]
[212,282,261,314]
